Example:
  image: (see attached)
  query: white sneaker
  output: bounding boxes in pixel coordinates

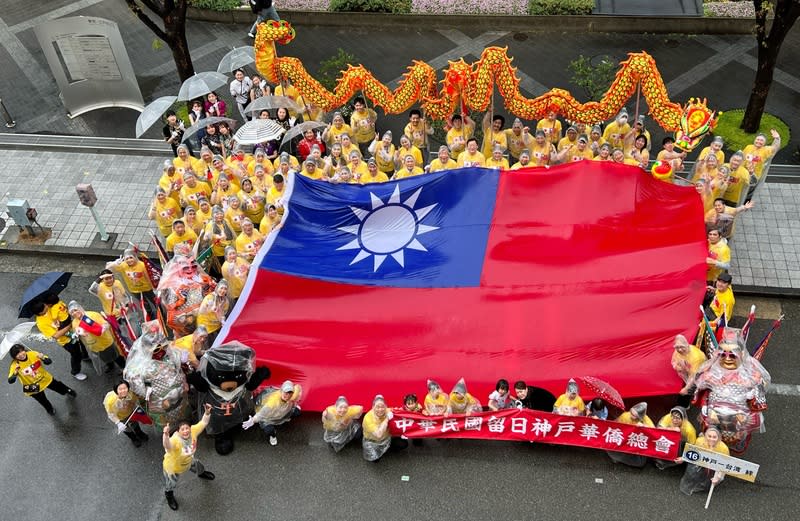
[248,32,255,38]
[73,372,87,381]
[269,435,278,446]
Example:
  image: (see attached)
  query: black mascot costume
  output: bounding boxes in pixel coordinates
[188,341,270,454]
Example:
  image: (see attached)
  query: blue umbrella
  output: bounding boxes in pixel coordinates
[18,271,72,318]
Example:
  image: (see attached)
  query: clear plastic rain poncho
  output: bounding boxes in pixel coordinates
[322,396,363,452]
[694,330,771,452]
[67,300,117,376]
[680,427,726,496]
[253,384,299,428]
[156,254,216,337]
[123,321,188,429]
[198,341,256,435]
[448,378,483,415]
[362,395,391,462]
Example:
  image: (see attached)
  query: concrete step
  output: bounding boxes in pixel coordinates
[0,133,170,156]
[594,0,703,16]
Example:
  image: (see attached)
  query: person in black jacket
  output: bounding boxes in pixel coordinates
[512,380,556,412]
[248,0,280,38]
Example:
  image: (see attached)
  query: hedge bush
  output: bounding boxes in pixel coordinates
[711,109,790,154]
[188,0,243,11]
[330,0,412,14]
[529,0,593,15]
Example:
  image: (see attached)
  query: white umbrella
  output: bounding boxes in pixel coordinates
[234,119,285,145]
[244,95,301,116]
[217,47,255,74]
[181,116,238,143]
[1,322,35,359]
[177,71,230,101]
[135,95,177,138]
[280,120,326,147]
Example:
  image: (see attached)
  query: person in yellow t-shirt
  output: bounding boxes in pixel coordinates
[722,151,750,206]
[179,172,210,211]
[224,196,246,234]
[553,379,585,416]
[536,110,562,145]
[395,154,425,179]
[235,219,264,262]
[395,134,424,168]
[299,158,324,180]
[369,131,396,175]
[485,145,510,169]
[742,129,781,181]
[165,220,198,256]
[655,406,697,468]
[89,270,130,319]
[321,395,364,452]
[403,109,433,149]
[32,296,89,380]
[672,334,707,394]
[698,135,726,165]
[510,149,532,170]
[158,161,183,204]
[259,204,282,234]
[707,272,735,323]
[428,145,458,173]
[238,178,265,224]
[107,249,158,320]
[361,394,406,461]
[558,134,595,163]
[449,378,482,415]
[266,173,287,206]
[205,206,236,260]
[361,158,389,184]
[557,126,580,154]
[347,151,370,182]
[705,229,730,283]
[705,198,753,239]
[247,149,275,177]
[456,138,486,168]
[243,380,302,445]
[196,281,230,336]
[592,143,612,162]
[423,379,450,415]
[350,96,377,155]
[680,426,729,495]
[616,401,654,427]
[162,404,214,511]
[172,326,209,370]
[446,113,475,156]
[211,175,237,208]
[272,151,300,173]
[505,118,532,162]
[530,130,556,167]
[222,246,251,300]
[322,111,352,146]
[602,109,630,150]
[8,344,75,414]
[587,125,606,157]
[172,144,202,177]
[196,197,213,227]
[104,380,148,447]
[149,188,183,238]
[68,300,125,373]
[481,112,508,158]
[250,164,273,195]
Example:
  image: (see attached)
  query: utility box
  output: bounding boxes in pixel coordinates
[76,183,98,207]
[7,199,32,226]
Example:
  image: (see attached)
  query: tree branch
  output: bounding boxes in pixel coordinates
[125,0,171,43]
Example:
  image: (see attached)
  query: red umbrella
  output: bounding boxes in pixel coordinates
[575,376,625,410]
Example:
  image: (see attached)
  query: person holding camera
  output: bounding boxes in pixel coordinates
[7,343,76,415]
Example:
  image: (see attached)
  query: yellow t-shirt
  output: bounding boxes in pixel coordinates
[180,183,210,210]
[446,123,474,155]
[104,390,140,422]
[235,229,264,259]
[361,410,389,442]
[35,301,70,346]
[173,156,202,177]
[8,350,53,395]
[481,128,508,158]
[94,279,128,317]
[602,121,630,150]
[449,392,480,414]
[706,241,730,282]
[530,143,553,166]
[397,145,423,167]
[742,144,774,179]
[505,129,531,158]
[222,258,250,299]
[404,121,429,148]
[348,161,370,180]
[325,124,352,146]
[158,173,183,203]
[247,158,275,176]
[266,186,286,206]
[110,260,153,293]
[394,166,425,179]
[554,394,585,416]
[165,228,198,254]
[272,154,300,172]
[239,190,265,223]
[557,136,579,153]
[225,207,246,234]
[710,287,735,321]
[196,294,228,333]
[698,146,725,166]
[424,392,449,415]
[350,108,377,144]
[204,221,234,257]
[322,405,363,431]
[694,435,730,456]
[722,165,750,203]
[360,171,390,184]
[457,150,486,168]
[616,411,655,427]
[73,311,115,353]
[372,143,396,173]
[152,198,183,237]
[567,148,594,162]
[671,345,707,382]
[428,158,457,173]
[485,156,510,169]
[259,213,281,235]
[163,420,207,475]
[536,119,562,145]
[657,414,697,444]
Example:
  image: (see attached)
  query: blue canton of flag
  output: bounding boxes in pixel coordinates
[261,168,500,288]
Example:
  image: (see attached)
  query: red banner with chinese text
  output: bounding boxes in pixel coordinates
[388,409,682,460]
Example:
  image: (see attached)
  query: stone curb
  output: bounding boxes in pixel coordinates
[188,7,755,35]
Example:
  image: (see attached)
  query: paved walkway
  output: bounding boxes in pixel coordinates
[0,1,798,293]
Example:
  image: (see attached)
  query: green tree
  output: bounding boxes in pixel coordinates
[125,1,195,82]
[567,55,616,101]
[741,0,800,132]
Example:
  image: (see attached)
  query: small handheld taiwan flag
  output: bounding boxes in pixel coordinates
[80,315,104,336]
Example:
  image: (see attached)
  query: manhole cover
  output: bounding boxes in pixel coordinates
[512,33,528,42]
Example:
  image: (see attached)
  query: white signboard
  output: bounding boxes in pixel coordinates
[682,444,759,482]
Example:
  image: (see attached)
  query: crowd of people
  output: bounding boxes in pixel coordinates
[7,87,781,509]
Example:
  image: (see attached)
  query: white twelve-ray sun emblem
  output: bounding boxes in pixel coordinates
[336,184,438,271]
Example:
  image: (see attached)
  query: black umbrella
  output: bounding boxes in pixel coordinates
[18,271,72,318]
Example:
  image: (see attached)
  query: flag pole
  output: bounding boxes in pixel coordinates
[699,305,720,353]
[704,482,716,509]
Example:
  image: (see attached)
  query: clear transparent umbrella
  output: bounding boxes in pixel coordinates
[280,120,327,147]
[177,71,230,101]
[244,95,301,116]
[135,96,177,138]
[181,116,239,143]
[217,47,255,74]
[234,119,285,145]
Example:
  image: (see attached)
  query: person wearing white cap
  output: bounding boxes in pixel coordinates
[557,125,579,154]
[361,158,389,184]
[602,108,630,150]
[486,145,510,169]
[243,380,303,445]
[428,145,457,173]
[698,135,726,165]
[107,249,158,319]
[553,378,585,416]
[322,112,352,146]
[395,154,425,179]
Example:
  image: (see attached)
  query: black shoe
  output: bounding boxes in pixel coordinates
[66,388,77,397]
[165,491,178,511]
[46,407,56,416]
[198,470,215,480]
[137,431,150,442]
